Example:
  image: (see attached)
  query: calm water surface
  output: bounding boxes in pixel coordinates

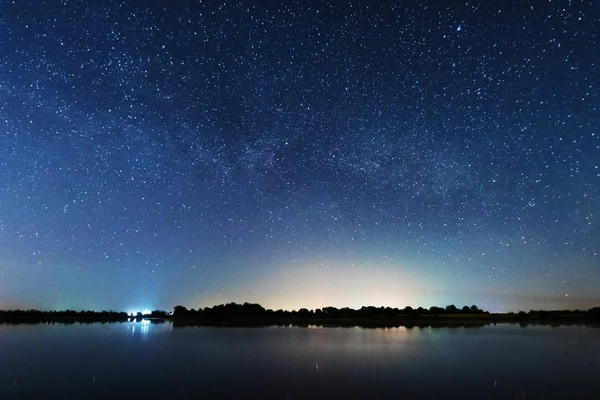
[1,322,598,399]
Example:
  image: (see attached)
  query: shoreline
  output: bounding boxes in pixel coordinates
[1,313,599,328]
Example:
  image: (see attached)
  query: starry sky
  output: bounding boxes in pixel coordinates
[0,0,598,313]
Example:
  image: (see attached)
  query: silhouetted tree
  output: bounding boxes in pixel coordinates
[587,307,600,318]
[173,305,189,317]
[429,306,443,315]
[445,305,458,314]
[150,310,168,318]
[298,308,310,317]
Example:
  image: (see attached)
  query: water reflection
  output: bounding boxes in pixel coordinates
[0,323,598,399]
[126,319,151,340]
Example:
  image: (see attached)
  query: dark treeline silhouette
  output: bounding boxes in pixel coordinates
[2,305,599,327]
[172,302,487,321]
[0,309,168,324]
[170,302,600,328]
[511,307,600,321]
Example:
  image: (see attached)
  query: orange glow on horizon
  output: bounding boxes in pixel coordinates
[189,260,439,311]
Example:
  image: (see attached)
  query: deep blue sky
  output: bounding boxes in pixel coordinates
[1,0,598,313]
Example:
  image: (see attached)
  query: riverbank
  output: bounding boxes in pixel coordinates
[2,305,599,327]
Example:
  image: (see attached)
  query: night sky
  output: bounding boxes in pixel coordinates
[1,1,598,313]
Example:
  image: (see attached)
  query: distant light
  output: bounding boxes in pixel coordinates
[456,25,462,32]
[142,309,151,315]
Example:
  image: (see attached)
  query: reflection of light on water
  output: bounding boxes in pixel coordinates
[127,319,150,339]
[140,319,149,338]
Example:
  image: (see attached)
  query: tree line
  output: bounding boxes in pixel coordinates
[172,303,489,320]
[0,309,168,323]
[171,303,600,324]
[1,304,599,325]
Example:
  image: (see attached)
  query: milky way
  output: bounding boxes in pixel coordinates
[0,1,598,312]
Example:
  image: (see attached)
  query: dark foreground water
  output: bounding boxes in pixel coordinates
[1,322,598,399]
